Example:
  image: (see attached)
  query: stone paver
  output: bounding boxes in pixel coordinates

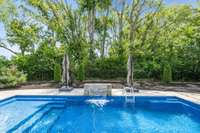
[0,88,200,104]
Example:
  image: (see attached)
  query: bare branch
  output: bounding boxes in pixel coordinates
[0,42,18,55]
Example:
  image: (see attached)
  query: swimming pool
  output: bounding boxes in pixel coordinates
[0,95,200,133]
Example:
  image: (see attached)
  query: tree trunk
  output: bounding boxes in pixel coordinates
[62,53,70,86]
[126,0,142,86]
[88,6,96,59]
[127,54,134,86]
[118,0,125,43]
[101,7,109,58]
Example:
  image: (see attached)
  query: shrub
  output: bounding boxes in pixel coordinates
[0,65,26,88]
[85,57,127,79]
[162,63,172,83]
[0,56,9,68]
[54,63,62,82]
[77,63,85,81]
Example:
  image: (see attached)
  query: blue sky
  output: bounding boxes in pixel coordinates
[164,0,198,6]
[0,0,198,59]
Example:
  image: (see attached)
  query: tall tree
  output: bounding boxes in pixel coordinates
[127,0,163,86]
[78,0,97,59]
[0,0,18,55]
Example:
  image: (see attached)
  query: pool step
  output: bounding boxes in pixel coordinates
[49,106,93,132]
[23,108,63,133]
[16,97,68,102]
[0,98,16,108]
[7,102,65,133]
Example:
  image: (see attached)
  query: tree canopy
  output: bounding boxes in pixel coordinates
[0,0,199,85]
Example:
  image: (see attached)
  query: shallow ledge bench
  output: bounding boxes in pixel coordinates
[84,83,112,96]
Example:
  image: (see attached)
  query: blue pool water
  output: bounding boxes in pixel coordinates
[0,96,200,133]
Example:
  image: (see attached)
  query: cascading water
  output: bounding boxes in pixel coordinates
[85,98,110,132]
[86,99,110,108]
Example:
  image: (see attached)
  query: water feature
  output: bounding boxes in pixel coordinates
[85,99,110,108]
[84,83,112,96]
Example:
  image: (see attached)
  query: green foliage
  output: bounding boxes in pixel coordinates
[54,63,62,82]
[0,65,26,88]
[134,58,162,80]
[0,56,9,68]
[76,63,85,81]
[0,1,200,83]
[162,64,172,83]
[12,42,63,81]
[0,0,17,23]
[85,57,127,79]
[7,19,39,55]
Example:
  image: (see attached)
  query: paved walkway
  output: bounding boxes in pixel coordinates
[0,88,200,104]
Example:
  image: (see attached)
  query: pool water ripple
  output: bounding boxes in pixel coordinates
[0,96,200,133]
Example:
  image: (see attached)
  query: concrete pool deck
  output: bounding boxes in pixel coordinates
[0,88,200,104]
